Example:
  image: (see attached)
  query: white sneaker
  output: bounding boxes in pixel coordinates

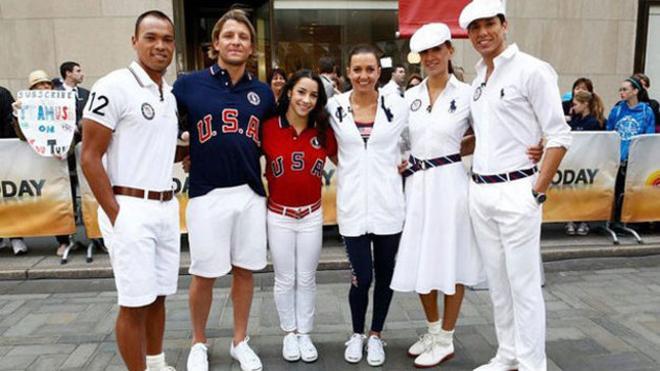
[282,332,300,362]
[11,239,28,255]
[473,356,520,371]
[186,343,208,371]
[407,333,434,357]
[366,335,386,367]
[413,329,454,368]
[297,334,318,363]
[230,337,263,371]
[344,333,366,363]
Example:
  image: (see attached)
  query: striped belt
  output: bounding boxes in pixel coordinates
[471,166,538,184]
[267,199,322,220]
[402,153,462,178]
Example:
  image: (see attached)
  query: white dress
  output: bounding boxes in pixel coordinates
[390,76,485,295]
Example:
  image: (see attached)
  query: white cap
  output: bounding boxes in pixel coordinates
[458,0,506,30]
[409,23,452,53]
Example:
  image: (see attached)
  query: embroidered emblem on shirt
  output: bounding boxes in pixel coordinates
[335,106,348,122]
[500,88,505,98]
[473,82,485,101]
[449,99,457,113]
[310,136,321,149]
[247,92,261,106]
[411,99,422,112]
[141,103,155,120]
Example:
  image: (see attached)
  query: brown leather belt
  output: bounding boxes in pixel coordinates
[112,186,174,201]
[267,199,322,220]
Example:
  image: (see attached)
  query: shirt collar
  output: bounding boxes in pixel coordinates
[209,63,253,85]
[278,114,290,128]
[62,82,76,91]
[128,61,168,89]
[475,43,519,74]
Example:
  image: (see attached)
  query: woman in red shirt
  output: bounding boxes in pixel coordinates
[261,69,337,364]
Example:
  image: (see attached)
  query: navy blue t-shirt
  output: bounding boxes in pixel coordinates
[173,64,275,198]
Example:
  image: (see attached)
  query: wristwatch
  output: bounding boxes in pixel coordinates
[532,190,547,204]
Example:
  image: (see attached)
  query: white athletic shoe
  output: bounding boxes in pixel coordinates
[186,343,208,371]
[344,333,366,363]
[11,239,28,255]
[413,329,454,368]
[282,332,301,362]
[230,337,263,371]
[366,335,386,367]
[473,356,520,371]
[407,333,434,357]
[297,334,318,362]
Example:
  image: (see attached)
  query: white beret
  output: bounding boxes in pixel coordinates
[410,23,452,53]
[458,0,506,30]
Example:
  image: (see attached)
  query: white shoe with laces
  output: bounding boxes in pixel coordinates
[230,336,263,371]
[366,335,386,367]
[186,343,208,371]
[407,332,434,357]
[297,334,318,362]
[11,239,28,255]
[282,332,301,362]
[413,328,455,368]
[344,333,366,363]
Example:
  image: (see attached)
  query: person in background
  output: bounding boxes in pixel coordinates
[633,73,660,133]
[380,64,406,97]
[406,73,423,90]
[11,70,74,256]
[319,56,337,99]
[565,90,605,236]
[269,67,287,103]
[562,77,599,119]
[607,76,656,226]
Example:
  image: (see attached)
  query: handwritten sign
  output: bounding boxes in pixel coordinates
[17,90,76,157]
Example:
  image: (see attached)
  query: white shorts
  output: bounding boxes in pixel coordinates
[98,196,180,308]
[187,185,267,278]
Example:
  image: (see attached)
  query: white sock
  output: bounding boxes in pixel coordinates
[146,353,166,370]
[427,320,442,334]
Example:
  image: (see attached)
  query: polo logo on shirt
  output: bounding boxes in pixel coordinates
[449,99,457,113]
[473,82,486,101]
[141,103,155,120]
[247,92,261,106]
[310,137,321,149]
[410,99,422,112]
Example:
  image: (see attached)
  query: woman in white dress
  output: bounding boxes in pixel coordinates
[390,23,485,368]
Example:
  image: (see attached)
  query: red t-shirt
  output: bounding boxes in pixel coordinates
[262,115,338,206]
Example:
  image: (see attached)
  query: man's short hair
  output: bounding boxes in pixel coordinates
[134,10,174,37]
[208,9,256,60]
[59,61,80,79]
[394,64,406,72]
[319,56,336,74]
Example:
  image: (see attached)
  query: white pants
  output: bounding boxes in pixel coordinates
[469,176,546,371]
[267,207,323,334]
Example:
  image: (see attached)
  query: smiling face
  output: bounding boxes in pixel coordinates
[347,52,381,94]
[132,15,175,74]
[287,77,319,120]
[420,43,453,78]
[214,19,253,66]
[467,16,507,60]
[271,73,286,91]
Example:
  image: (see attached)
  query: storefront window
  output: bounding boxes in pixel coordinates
[272,0,410,86]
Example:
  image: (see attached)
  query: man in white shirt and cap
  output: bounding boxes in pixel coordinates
[458,1,571,370]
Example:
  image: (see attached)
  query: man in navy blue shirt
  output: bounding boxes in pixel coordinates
[173,9,275,371]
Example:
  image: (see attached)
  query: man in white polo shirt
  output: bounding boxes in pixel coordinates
[458,1,571,370]
[81,10,180,371]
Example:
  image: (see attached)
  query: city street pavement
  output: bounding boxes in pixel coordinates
[1,256,660,370]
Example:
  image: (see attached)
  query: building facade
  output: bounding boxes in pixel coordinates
[0,0,657,110]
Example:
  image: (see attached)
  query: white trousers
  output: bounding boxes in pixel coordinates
[469,176,546,371]
[267,208,323,334]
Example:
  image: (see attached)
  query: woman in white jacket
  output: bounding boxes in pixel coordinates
[326,44,408,367]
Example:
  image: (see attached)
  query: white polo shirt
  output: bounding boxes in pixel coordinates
[381,79,402,97]
[406,75,472,159]
[83,61,178,191]
[470,44,571,175]
[327,91,408,237]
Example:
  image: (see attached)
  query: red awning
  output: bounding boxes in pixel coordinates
[398,0,471,39]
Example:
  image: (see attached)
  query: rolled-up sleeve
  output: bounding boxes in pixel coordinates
[526,63,572,149]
